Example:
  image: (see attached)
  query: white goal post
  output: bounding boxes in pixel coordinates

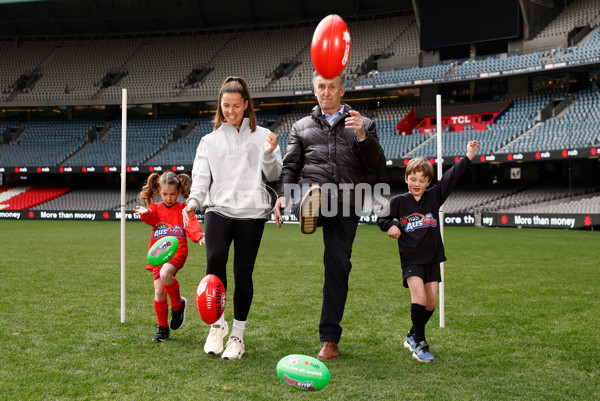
[121,88,127,323]
[436,94,445,328]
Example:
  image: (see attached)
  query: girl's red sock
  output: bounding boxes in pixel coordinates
[154,299,169,327]
[164,279,182,311]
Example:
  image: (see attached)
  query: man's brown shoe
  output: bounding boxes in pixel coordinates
[317,342,338,361]
[299,185,321,234]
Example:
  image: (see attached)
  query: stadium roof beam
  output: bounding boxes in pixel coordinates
[410,0,419,30]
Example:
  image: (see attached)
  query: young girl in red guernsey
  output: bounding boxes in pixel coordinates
[135,172,204,342]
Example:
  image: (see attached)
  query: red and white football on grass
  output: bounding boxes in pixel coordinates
[195,274,226,324]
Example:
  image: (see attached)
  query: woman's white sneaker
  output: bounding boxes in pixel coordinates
[204,321,229,354]
[222,335,245,360]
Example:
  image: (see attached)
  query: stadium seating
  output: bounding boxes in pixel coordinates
[31,188,139,211]
[444,183,600,214]
[358,63,454,86]
[0,40,56,102]
[444,183,529,213]
[0,118,102,166]
[511,194,600,214]
[454,52,548,76]
[99,34,233,101]
[2,11,600,102]
[3,88,599,167]
[0,118,19,134]
[0,185,27,208]
[555,29,600,63]
[63,116,186,167]
[534,0,600,39]
[500,90,600,153]
[1,1,600,219]
[145,117,213,166]
[386,19,421,57]
[0,186,70,210]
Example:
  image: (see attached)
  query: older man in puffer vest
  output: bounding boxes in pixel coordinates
[274,71,386,361]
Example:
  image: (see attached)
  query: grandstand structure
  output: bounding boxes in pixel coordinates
[0,0,598,229]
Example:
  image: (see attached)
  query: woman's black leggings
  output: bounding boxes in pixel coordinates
[204,211,266,321]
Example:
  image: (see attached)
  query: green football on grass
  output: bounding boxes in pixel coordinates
[147,236,179,266]
[276,354,331,391]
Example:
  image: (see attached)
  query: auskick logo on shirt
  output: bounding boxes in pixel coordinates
[152,223,184,239]
[401,213,437,232]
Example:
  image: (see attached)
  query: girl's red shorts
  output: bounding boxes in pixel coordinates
[146,252,187,280]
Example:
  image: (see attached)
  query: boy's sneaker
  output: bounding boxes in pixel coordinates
[222,335,245,360]
[170,297,187,330]
[299,185,321,234]
[152,325,170,342]
[204,321,229,354]
[403,331,417,352]
[412,340,434,362]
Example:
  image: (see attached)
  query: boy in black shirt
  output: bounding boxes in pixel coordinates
[377,140,479,362]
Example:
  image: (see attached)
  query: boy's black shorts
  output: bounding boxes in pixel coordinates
[402,263,442,288]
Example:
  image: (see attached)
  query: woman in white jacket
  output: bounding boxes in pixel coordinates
[183,76,282,360]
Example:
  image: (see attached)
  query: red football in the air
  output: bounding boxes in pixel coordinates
[195,274,226,324]
[311,14,352,79]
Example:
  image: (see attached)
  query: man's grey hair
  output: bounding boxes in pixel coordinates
[313,70,346,88]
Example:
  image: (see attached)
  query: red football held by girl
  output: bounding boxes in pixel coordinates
[311,14,352,79]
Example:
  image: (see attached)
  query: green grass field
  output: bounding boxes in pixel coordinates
[1,221,598,400]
